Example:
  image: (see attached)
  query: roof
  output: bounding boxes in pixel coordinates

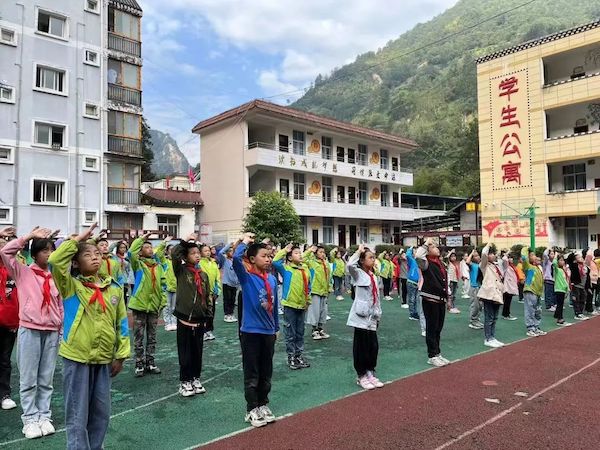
[476,19,600,64]
[143,188,203,206]
[192,99,418,149]
[109,0,142,16]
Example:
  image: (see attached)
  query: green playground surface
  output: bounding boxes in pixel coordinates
[0,291,565,449]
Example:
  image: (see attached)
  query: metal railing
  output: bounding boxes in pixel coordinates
[107,187,141,205]
[108,135,143,157]
[108,32,141,57]
[108,83,141,106]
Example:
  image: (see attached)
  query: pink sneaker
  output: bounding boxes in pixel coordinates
[367,372,384,388]
[357,375,375,390]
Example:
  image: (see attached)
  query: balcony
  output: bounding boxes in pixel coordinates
[546,189,599,216]
[543,43,600,88]
[545,100,600,140]
[245,142,413,186]
[107,135,143,157]
[108,84,141,107]
[108,32,141,57]
[107,187,141,205]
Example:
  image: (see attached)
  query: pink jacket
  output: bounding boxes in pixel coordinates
[0,238,63,331]
[586,250,598,286]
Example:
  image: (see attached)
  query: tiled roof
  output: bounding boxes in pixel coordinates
[109,0,142,16]
[476,19,600,64]
[191,99,418,149]
[143,188,203,206]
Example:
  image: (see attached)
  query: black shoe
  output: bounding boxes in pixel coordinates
[287,356,301,370]
[295,355,310,368]
[145,364,161,374]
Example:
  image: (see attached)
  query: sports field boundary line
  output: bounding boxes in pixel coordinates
[0,363,242,448]
[433,355,600,450]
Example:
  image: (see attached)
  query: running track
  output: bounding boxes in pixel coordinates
[202,318,600,449]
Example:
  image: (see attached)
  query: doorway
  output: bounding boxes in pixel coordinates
[312,229,319,245]
[349,225,357,246]
[338,225,346,248]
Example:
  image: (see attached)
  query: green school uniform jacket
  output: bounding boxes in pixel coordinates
[521,247,543,297]
[273,249,311,309]
[553,258,569,294]
[99,256,124,286]
[199,257,221,296]
[164,259,177,293]
[128,238,167,313]
[378,253,394,279]
[303,250,331,296]
[329,249,346,278]
[48,239,130,364]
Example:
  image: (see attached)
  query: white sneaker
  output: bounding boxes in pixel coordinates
[179,381,195,397]
[245,407,267,428]
[336,295,344,301]
[319,330,330,339]
[575,314,589,321]
[1,397,17,410]
[192,378,206,394]
[357,375,376,390]
[438,355,451,365]
[421,330,426,337]
[366,371,384,388]
[204,331,216,341]
[427,357,446,367]
[469,323,484,330]
[326,315,331,321]
[258,405,276,423]
[534,329,547,336]
[502,315,518,321]
[22,422,43,439]
[484,339,502,348]
[591,310,600,316]
[38,419,55,436]
[165,323,177,331]
[449,308,460,314]
[526,330,538,337]
[312,330,323,340]
[401,304,409,309]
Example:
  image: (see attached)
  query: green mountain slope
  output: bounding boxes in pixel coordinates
[293,0,600,196]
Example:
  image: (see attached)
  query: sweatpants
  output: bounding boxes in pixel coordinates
[352,327,379,377]
[585,286,594,313]
[132,310,158,368]
[205,296,217,332]
[223,284,240,316]
[306,294,327,328]
[283,306,305,357]
[163,292,177,327]
[544,281,555,309]
[524,292,541,331]
[63,358,111,450]
[483,301,500,341]
[240,332,275,412]
[469,286,482,325]
[422,299,445,358]
[382,277,391,297]
[571,286,586,316]
[333,276,344,296]
[177,321,204,382]
[0,327,16,399]
[554,292,566,321]
[400,278,408,303]
[448,281,458,309]
[17,328,60,425]
[502,292,514,317]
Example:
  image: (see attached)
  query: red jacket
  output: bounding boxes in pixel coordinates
[0,265,19,329]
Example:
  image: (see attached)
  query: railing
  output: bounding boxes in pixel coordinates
[108,83,141,106]
[108,32,141,57]
[107,187,141,205]
[108,135,143,157]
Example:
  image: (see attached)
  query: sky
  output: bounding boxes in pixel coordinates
[141,0,460,165]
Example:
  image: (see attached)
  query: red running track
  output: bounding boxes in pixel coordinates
[203,318,600,449]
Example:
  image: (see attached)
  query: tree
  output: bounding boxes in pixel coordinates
[242,191,303,245]
[141,117,156,182]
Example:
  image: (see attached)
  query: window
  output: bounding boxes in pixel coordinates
[108,212,143,230]
[336,146,345,162]
[565,217,588,249]
[337,185,345,203]
[83,156,99,171]
[107,163,139,188]
[358,144,367,166]
[0,27,16,46]
[84,102,99,119]
[108,8,140,40]
[299,217,307,241]
[278,134,289,152]
[34,122,66,149]
[292,130,305,155]
[380,149,389,170]
[322,177,333,202]
[279,179,290,197]
[0,207,12,224]
[562,163,586,191]
[358,181,368,205]
[323,218,334,244]
[85,0,99,13]
[321,136,332,160]
[35,65,66,95]
[293,173,305,200]
[347,148,355,164]
[37,9,67,39]
[382,223,392,243]
[83,210,98,224]
[392,191,399,208]
[32,179,65,205]
[108,59,140,88]
[0,85,15,103]
[380,185,389,207]
[158,215,179,237]
[0,146,13,164]
[84,49,99,66]
[359,221,369,243]
[108,111,140,138]
[348,186,356,204]
[391,157,399,171]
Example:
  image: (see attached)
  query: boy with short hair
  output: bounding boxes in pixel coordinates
[329,247,346,301]
[217,243,241,323]
[304,245,331,340]
[96,235,124,286]
[521,247,546,336]
[466,249,483,330]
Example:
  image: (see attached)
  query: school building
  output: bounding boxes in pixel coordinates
[192,99,441,246]
[476,20,600,249]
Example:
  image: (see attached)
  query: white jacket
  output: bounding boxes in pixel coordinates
[346,251,382,331]
[477,245,505,304]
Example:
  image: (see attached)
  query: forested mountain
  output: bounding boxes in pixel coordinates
[294,0,600,196]
[148,129,191,178]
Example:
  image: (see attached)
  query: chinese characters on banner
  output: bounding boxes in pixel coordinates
[491,69,531,190]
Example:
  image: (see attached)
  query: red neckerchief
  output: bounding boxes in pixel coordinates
[31,267,53,309]
[186,264,205,304]
[103,257,112,276]
[578,263,585,279]
[81,282,107,312]
[293,266,309,298]
[144,261,157,289]
[492,264,503,281]
[319,258,329,279]
[248,268,273,315]
[427,256,447,280]
[0,266,8,303]
[367,271,379,305]
[452,261,460,278]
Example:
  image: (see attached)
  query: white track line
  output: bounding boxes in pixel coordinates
[434,356,600,450]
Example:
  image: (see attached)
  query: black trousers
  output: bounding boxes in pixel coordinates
[223,284,240,316]
[401,278,408,304]
[240,332,275,411]
[237,292,244,339]
[422,299,446,358]
[0,327,16,398]
[382,277,391,297]
[205,295,217,332]
[177,321,205,382]
[572,286,586,315]
[501,292,513,317]
[518,283,524,301]
[352,328,378,377]
[585,287,594,313]
[554,292,565,321]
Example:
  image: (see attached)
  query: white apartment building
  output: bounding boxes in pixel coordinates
[0,0,143,234]
[192,100,438,246]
